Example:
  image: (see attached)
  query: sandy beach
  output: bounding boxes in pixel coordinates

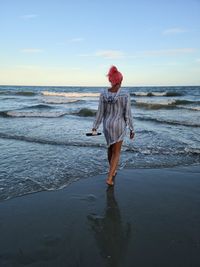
[0,166,200,267]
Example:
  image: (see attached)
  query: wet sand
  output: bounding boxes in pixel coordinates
[0,166,200,267]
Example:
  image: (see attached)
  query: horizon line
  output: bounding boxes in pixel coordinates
[0,84,200,88]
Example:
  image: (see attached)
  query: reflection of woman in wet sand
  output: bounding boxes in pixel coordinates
[87,187,131,267]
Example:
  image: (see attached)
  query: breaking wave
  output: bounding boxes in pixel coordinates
[22,104,54,109]
[42,99,84,104]
[134,99,200,109]
[0,111,10,117]
[0,110,67,118]
[73,108,96,117]
[0,132,199,156]
[14,91,37,96]
[42,91,100,98]
[0,107,96,118]
[135,116,200,127]
[130,91,183,97]
[0,132,104,147]
[0,90,37,96]
[0,133,200,155]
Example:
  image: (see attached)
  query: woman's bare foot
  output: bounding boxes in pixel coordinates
[106,177,114,186]
[113,171,117,177]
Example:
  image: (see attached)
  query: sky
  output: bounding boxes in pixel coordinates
[0,0,200,86]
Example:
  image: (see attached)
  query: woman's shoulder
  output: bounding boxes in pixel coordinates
[118,90,130,98]
[99,88,108,95]
[100,88,130,102]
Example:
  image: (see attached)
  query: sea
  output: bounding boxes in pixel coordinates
[0,85,200,201]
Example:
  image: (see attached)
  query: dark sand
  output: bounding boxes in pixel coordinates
[0,166,200,267]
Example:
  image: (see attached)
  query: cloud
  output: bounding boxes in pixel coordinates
[163,27,187,35]
[56,38,84,46]
[196,58,200,63]
[21,48,43,53]
[136,48,196,57]
[78,48,195,60]
[78,53,91,57]
[68,38,84,43]
[20,14,38,19]
[16,65,41,69]
[70,67,81,71]
[77,50,125,59]
[95,50,125,59]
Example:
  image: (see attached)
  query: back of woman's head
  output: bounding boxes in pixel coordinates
[107,66,123,86]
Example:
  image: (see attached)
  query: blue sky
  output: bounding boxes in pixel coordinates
[0,0,200,86]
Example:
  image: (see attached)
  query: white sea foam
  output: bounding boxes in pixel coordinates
[132,91,182,97]
[135,99,176,106]
[134,92,150,96]
[7,111,67,117]
[185,147,200,154]
[151,92,169,96]
[182,106,200,111]
[133,92,169,96]
[42,91,100,98]
[42,98,82,104]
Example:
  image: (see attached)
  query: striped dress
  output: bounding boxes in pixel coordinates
[93,88,134,147]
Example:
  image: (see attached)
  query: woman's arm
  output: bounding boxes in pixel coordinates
[92,93,104,131]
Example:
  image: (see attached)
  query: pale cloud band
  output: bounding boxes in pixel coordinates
[95,50,125,59]
[78,48,195,60]
[131,48,196,58]
[163,27,187,35]
[68,38,84,43]
[21,48,43,53]
[20,14,38,19]
[78,50,125,59]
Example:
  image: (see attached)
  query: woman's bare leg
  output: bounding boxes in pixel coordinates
[107,145,113,165]
[106,141,123,185]
[107,144,117,176]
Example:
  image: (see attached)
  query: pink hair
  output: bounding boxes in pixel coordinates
[107,66,123,86]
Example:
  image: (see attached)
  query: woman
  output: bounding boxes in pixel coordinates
[92,66,135,186]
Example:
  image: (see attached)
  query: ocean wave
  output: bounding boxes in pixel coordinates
[14,91,37,96]
[22,104,54,109]
[0,90,37,96]
[42,99,84,104]
[0,104,54,117]
[0,107,96,118]
[135,100,175,109]
[0,97,18,100]
[181,106,200,111]
[42,98,85,104]
[130,91,183,97]
[0,110,67,118]
[135,116,200,127]
[0,132,200,156]
[175,99,200,105]
[124,146,200,155]
[73,108,96,117]
[42,91,100,98]
[0,132,105,147]
[185,148,200,154]
[0,111,10,117]
[134,99,200,109]
[0,91,11,95]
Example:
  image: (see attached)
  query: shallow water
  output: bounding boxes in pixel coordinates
[0,85,200,201]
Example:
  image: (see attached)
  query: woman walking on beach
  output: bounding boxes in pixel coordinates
[92,66,134,186]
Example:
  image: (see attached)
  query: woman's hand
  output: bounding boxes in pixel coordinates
[91,128,97,135]
[130,130,135,139]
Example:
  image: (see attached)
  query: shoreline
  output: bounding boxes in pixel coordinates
[0,165,200,266]
[1,164,200,203]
